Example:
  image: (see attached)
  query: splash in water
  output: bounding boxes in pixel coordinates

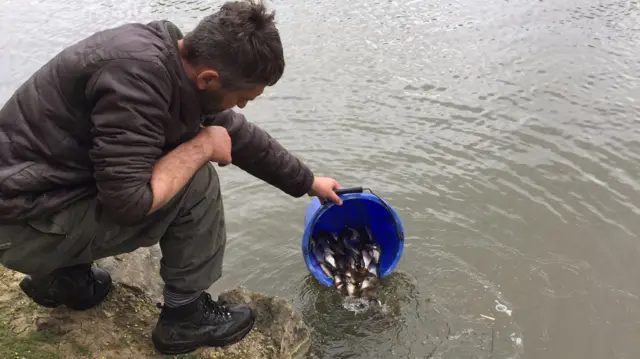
[341,296,388,314]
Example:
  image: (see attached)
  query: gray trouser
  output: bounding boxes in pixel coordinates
[0,163,225,293]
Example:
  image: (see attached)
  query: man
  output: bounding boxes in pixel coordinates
[0,0,343,355]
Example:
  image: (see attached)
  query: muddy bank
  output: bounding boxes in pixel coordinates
[0,258,311,359]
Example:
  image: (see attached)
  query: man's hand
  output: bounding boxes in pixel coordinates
[199,126,232,165]
[308,176,343,205]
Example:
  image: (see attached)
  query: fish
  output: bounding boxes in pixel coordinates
[347,255,357,269]
[360,277,374,290]
[367,263,378,277]
[346,282,357,296]
[313,230,336,248]
[320,263,333,278]
[372,248,381,263]
[335,256,347,271]
[362,250,372,268]
[324,251,336,268]
[339,226,358,239]
[332,243,346,256]
[311,225,384,298]
[346,227,360,240]
[366,243,381,263]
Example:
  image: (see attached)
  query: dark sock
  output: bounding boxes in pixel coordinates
[163,287,203,308]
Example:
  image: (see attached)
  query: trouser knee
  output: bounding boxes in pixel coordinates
[158,162,226,292]
[184,162,221,209]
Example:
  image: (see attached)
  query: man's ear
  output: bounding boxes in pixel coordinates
[196,69,220,90]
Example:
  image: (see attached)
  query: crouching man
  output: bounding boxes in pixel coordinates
[0,0,342,355]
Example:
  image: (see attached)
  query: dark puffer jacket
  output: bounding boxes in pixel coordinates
[0,20,314,225]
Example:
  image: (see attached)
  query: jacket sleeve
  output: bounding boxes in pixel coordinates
[85,59,171,225]
[204,110,315,197]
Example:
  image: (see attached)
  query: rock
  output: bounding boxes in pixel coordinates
[200,287,311,359]
[0,254,311,359]
[95,245,164,303]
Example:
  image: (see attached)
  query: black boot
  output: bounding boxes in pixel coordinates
[18,263,112,311]
[151,292,255,355]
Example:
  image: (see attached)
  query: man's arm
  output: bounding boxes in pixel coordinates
[204,109,315,197]
[86,59,213,225]
[148,128,225,214]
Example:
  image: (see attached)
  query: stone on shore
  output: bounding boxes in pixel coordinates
[96,245,164,303]
[0,251,311,359]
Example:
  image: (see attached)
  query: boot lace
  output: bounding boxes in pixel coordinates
[202,293,232,321]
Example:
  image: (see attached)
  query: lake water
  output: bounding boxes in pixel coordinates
[1,0,639,358]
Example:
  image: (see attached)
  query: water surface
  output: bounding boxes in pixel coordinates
[1,0,639,358]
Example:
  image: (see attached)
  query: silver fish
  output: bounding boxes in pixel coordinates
[366,244,381,263]
[372,248,381,263]
[347,256,357,269]
[325,251,336,268]
[361,278,374,290]
[367,263,378,277]
[346,282,357,296]
[316,226,384,298]
[362,250,372,268]
[320,263,333,278]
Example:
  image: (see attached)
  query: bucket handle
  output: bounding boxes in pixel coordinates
[335,187,364,195]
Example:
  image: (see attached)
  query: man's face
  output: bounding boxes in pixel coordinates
[193,70,265,115]
[196,86,265,115]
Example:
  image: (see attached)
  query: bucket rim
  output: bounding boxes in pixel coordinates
[305,192,405,241]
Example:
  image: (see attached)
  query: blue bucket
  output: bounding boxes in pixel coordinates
[301,187,405,287]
